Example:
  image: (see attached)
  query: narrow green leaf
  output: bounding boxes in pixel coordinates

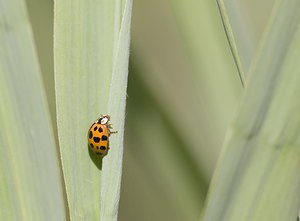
[54,0,132,220]
[203,0,300,220]
[0,0,66,220]
[54,1,114,220]
[216,0,246,85]
[101,0,132,220]
[217,0,276,80]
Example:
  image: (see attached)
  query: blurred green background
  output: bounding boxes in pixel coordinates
[20,0,274,220]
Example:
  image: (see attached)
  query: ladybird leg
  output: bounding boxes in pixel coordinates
[107,124,118,134]
[110,130,118,134]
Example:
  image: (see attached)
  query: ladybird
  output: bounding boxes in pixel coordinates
[88,114,117,157]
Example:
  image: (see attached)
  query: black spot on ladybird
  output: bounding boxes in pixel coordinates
[101,135,108,141]
[89,131,93,139]
[98,127,103,133]
[96,152,103,155]
[100,146,106,150]
[96,146,99,149]
[93,137,100,143]
[90,143,94,148]
[94,126,98,131]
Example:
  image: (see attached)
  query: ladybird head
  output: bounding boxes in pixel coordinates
[97,114,110,124]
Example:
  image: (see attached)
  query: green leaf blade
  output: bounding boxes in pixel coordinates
[54,0,132,220]
[0,0,66,220]
[54,0,115,219]
[217,0,276,81]
[203,0,300,220]
[101,0,132,220]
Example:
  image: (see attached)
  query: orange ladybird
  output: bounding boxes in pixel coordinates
[88,114,117,157]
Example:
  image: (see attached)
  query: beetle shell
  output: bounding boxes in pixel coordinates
[88,123,110,157]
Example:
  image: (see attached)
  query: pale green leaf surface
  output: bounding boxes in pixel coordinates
[54,0,115,220]
[54,0,132,220]
[203,0,300,220]
[25,0,57,129]
[101,0,132,220]
[0,0,66,220]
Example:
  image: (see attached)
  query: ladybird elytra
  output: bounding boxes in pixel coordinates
[87,114,117,157]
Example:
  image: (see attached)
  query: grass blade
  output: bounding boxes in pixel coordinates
[217,0,246,85]
[217,0,276,79]
[101,0,132,220]
[203,0,300,220]
[0,0,66,220]
[54,0,132,220]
